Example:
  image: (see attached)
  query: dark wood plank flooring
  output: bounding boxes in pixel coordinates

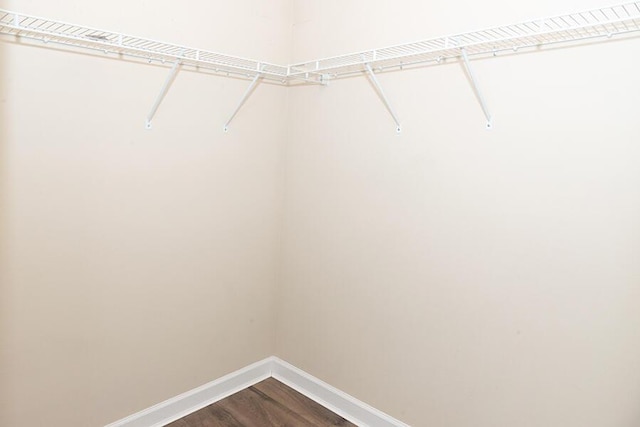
[166,378,357,427]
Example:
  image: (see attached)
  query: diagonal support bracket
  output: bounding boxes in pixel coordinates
[460,48,493,130]
[223,72,263,132]
[145,59,182,129]
[364,63,402,133]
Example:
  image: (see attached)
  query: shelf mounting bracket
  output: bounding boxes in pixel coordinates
[460,48,492,129]
[364,63,402,133]
[145,58,182,130]
[223,71,264,132]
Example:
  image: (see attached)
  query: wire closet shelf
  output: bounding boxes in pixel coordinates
[0,9,289,83]
[1,2,639,131]
[0,2,639,84]
[289,1,640,81]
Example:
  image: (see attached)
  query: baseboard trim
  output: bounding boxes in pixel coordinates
[105,356,409,427]
[104,358,273,427]
[271,357,410,427]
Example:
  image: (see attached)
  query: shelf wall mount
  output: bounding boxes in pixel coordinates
[224,70,264,133]
[145,57,182,130]
[364,63,402,134]
[459,48,492,130]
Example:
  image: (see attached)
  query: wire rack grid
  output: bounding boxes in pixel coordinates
[288,2,640,81]
[0,9,290,83]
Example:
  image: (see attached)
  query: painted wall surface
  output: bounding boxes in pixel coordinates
[278,1,640,426]
[3,1,640,426]
[0,1,291,426]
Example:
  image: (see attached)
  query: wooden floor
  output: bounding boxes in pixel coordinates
[166,378,357,427]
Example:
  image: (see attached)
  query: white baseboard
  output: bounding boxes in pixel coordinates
[271,357,410,427]
[105,356,409,427]
[104,358,273,427]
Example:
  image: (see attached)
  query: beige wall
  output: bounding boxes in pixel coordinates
[3,1,640,427]
[0,1,291,426]
[278,1,640,426]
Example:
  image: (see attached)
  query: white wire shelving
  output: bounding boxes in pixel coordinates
[0,9,289,82]
[289,2,640,81]
[0,8,290,130]
[1,2,639,131]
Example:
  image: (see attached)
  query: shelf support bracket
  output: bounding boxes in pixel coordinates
[223,72,263,132]
[145,59,182,129]
[460,48,492,129]
[364,63,402,133]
